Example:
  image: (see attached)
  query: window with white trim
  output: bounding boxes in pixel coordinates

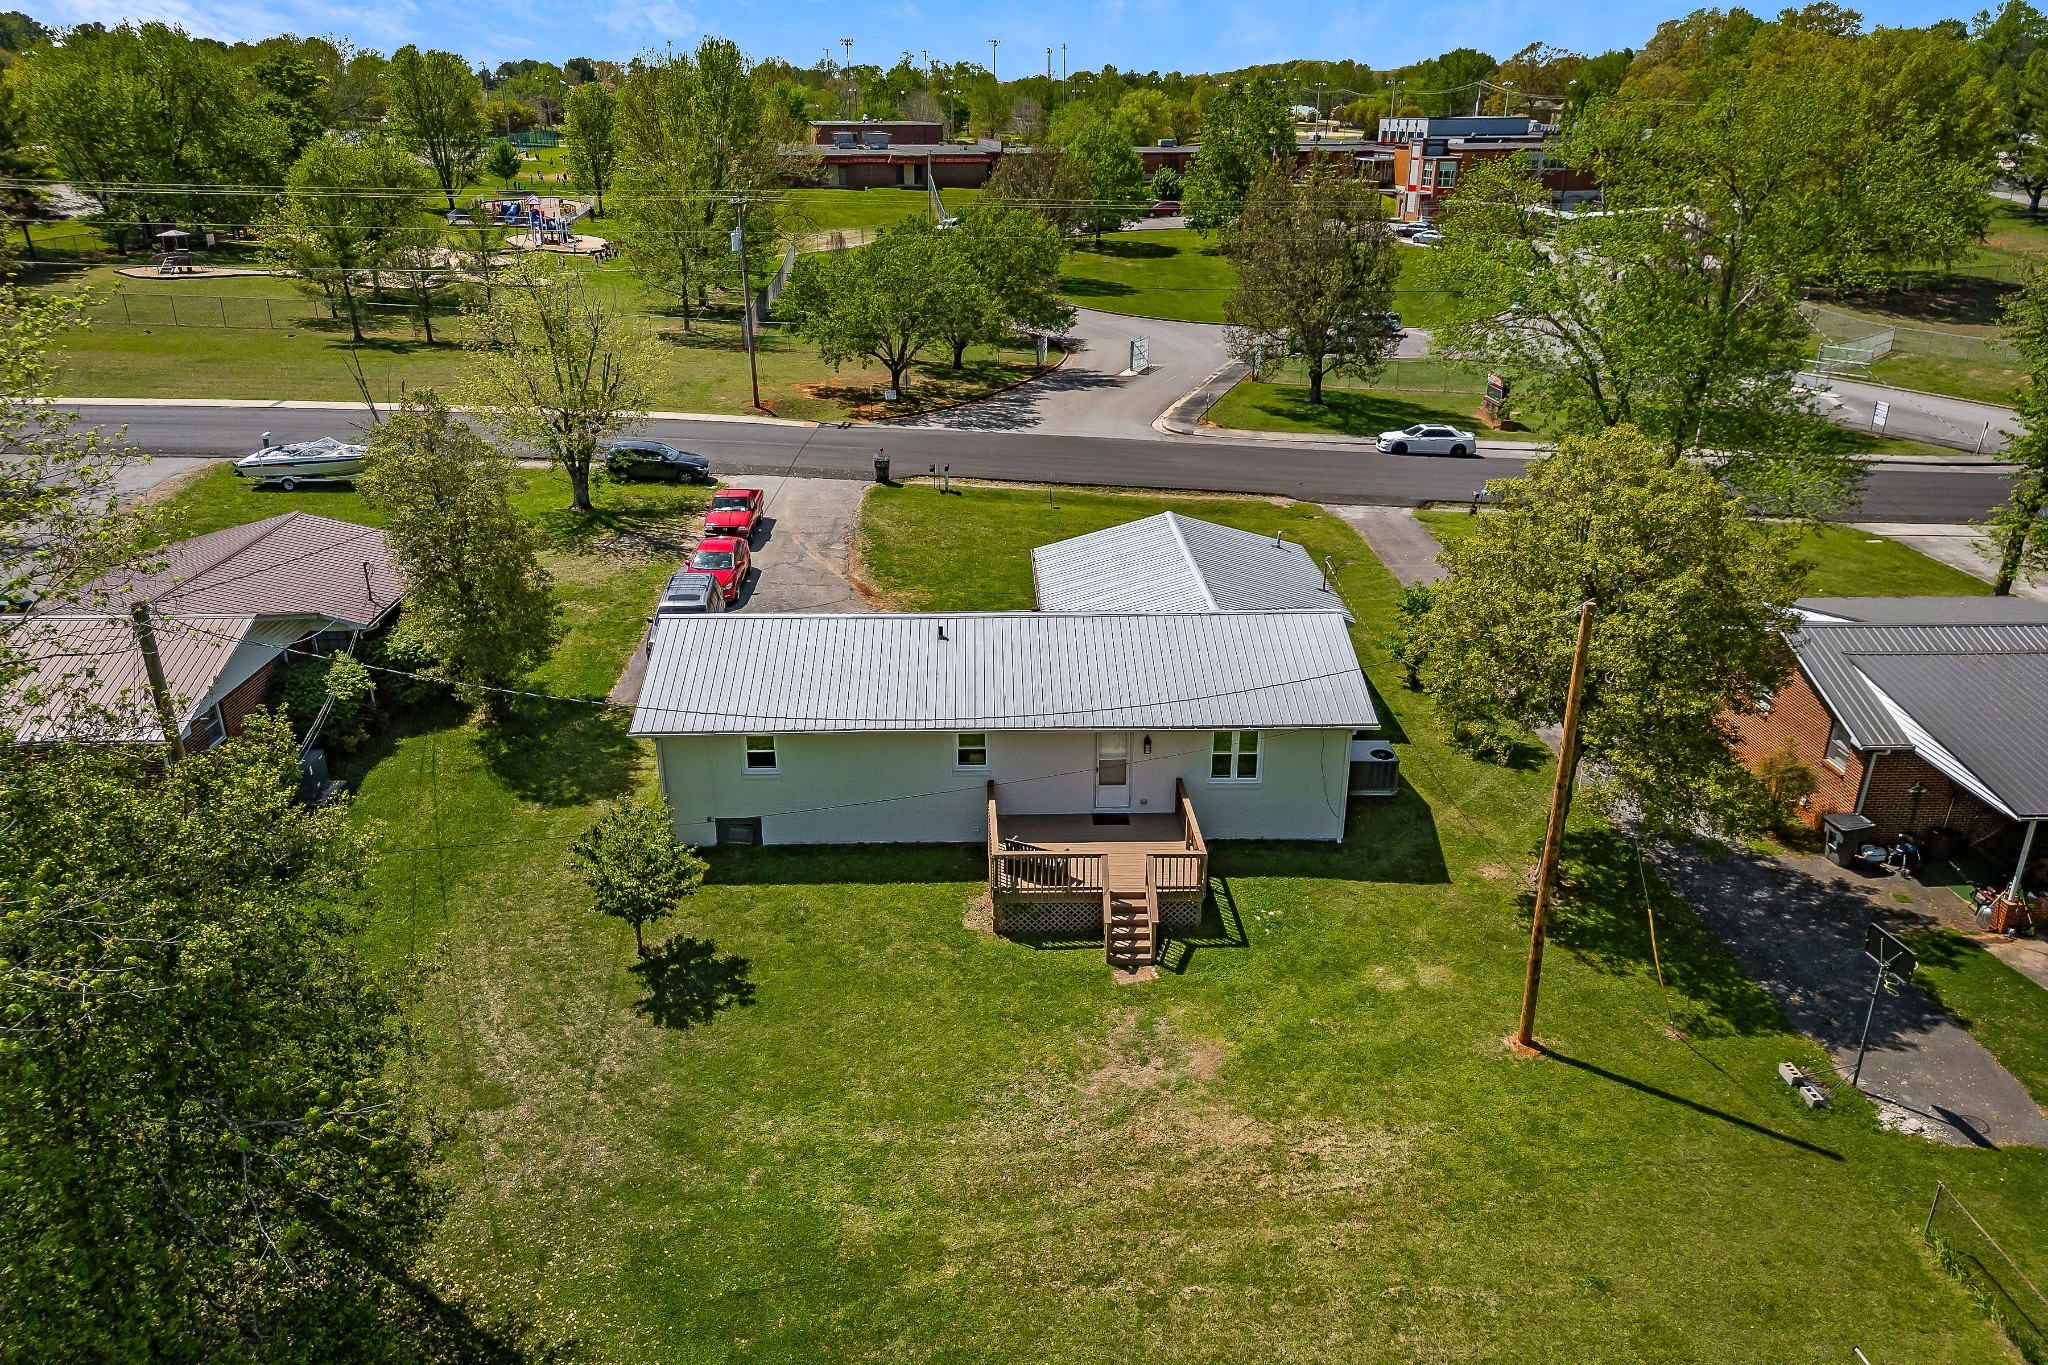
[744,735,778,772]
[1823,721,1851,771]
[956,732,988,769]
[1211,730,1260,782]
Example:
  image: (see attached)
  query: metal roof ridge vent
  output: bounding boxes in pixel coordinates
[1159,512,1219,611]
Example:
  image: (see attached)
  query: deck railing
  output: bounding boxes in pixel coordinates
[986,777,1209,904]
[992,850,1107,893]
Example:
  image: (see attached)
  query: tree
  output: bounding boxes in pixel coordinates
[565,80,620,218]
[1409,426,1805,835]
[945,203,1076,366]
[1067,116,1148,242]
[1181,79,1293,231]
[2003,47,2048,213]
[1222,162,1402,405]
[1985,270,2048,594]
[357,394,560,702]
[777,217,978,393]
[0,714,447,1355]
[264,136,436,343]
[1112,89,1174,145]
[570,793,708,956]
[985,144,1088,237]
[484,138,523,189]
[1151,164,1184,201]
[614,38,785,331]
[380,222,455,345]
[458,256,656,514]
[386,45,486,209]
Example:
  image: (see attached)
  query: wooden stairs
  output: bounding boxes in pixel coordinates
[1104,883,1160,971]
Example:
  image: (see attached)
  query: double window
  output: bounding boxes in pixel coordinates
[956,733,988,769]
[1211,731,1260,782]
[744,735,778,773]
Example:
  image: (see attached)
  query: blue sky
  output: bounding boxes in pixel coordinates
[36,0,1988,72]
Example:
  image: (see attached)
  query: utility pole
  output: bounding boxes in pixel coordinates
[1515,600,1597,1052]
[129,601,186,761]
[841,38,855,119]
[730,197,761,412]
[1046,47,1053,110]
[989,38,999,85]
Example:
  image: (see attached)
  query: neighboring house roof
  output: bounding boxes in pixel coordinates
[1785,605,2048,820]
[1797,597,2048,627]
[83,512,400,628]
[630,610,1377,736]
[1030,512,1352,621]
[3,613,313,743]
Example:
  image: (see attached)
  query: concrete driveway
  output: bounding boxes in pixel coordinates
[1651,841,2048,1148]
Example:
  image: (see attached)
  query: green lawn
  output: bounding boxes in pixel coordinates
[1055,230,1454,327]
[781,186,983,233]
[1418,512,1994,597]
[139,470,2048,1360]
[1908,931,2048,1111]
[1206,379,1548,442]
[1870,351,2024,407]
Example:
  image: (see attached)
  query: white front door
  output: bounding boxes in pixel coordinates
[1094,732,1131,810]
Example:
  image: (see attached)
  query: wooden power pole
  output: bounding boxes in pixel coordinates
[129,601,186,762]
[1515,599,1596,1052]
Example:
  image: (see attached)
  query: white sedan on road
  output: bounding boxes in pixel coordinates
[1376,423,1478,456]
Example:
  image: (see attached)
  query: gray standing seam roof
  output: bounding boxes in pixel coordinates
[1791,621,2048,752]
[1853,652,2048,819]
[629,610,1376,736]
[1797,597,2048,627]
[1030,512,1352,621]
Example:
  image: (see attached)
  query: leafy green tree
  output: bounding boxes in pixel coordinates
[357,394,560,702]
[458,255,656,515]
[2004,47,2048,213]
[570,793,708,956]
[945,202,1076,365]
[614,38,785,331]
[484,94,539,136]
[0,713,446,1356]
[1067,115,1148,241]
[1410,425,1805,835]
[777,217,979,394]
[1111,88,1174,145]
[985,144,1088,237]
[1986,270,2048,594]
[386,45,486,209]
[264,136,436,343]
[1182,79,1293,231]
[251,48,327,160]
[565,80,620,217]
[484,138,523,189]
[1223,162,1402,405]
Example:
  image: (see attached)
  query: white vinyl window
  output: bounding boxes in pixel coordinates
[1823,721,1851,771]
[744,735,778,773]
[1211,731,1260,782]
[956,732,988,769]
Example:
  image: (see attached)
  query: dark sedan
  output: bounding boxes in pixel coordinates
[604,440,712,483]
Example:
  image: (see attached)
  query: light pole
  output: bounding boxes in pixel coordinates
[989,38,999,84]
[730,196,762,412]
[841,38,855,119]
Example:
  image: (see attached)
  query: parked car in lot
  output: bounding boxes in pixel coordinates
[704,486,764,539]
[1149,200,1181,217]
[1376,422,1477,456]
[688,536,751,603]
[1411,228,1445,247]
[605,439,712,483]
[655,569,726,617]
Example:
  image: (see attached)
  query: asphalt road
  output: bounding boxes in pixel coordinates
[76,399,2015,523]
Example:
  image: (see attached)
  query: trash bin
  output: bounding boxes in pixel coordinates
[872,451,890,484]
[1822,811,1876,869]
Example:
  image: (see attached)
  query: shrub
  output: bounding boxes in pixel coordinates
[270,651,375,751]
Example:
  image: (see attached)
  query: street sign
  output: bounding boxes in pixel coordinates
[1865,922,1917,981]
[1486,371,1510,401]
[1872,400,1890,432]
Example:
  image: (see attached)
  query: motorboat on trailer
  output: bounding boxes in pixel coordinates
[233,437,368,490]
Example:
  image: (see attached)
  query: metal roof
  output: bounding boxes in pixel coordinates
[82,512,401,628]
[1797,597,2048,627]
[1790,620,2048,752]
[1030,512,1351,621]
[5,613,254,743]
[630,610,1376,736]
[1854,653,2048,819]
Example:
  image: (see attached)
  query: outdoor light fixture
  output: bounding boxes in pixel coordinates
[1143,736,1152,755]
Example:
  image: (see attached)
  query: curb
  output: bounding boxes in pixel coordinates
[53,395,820,427]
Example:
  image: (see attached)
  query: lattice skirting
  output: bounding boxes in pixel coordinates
[995,896,1204,937]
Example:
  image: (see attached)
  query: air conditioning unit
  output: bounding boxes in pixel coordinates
[1348,733,1399,797]
[832,131,858,149]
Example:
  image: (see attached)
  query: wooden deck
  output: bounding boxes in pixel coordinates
[998,813,1185,893]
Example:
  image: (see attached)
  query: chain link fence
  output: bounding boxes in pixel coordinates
[1925,1181,2048,1362]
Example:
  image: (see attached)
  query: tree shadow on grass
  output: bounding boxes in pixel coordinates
[1214,784,1451,885]
[631,934,755,1028]
[1545,827,1796,1040]
[475,706,639,807]
[1073,238,1175,260]
[1057,275,1139,300]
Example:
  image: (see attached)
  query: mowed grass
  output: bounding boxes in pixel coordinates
[149,470,2048,1359]
[1056,229,1453,327]
[1207,379,1548,442]
[1418,511,1992,597]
